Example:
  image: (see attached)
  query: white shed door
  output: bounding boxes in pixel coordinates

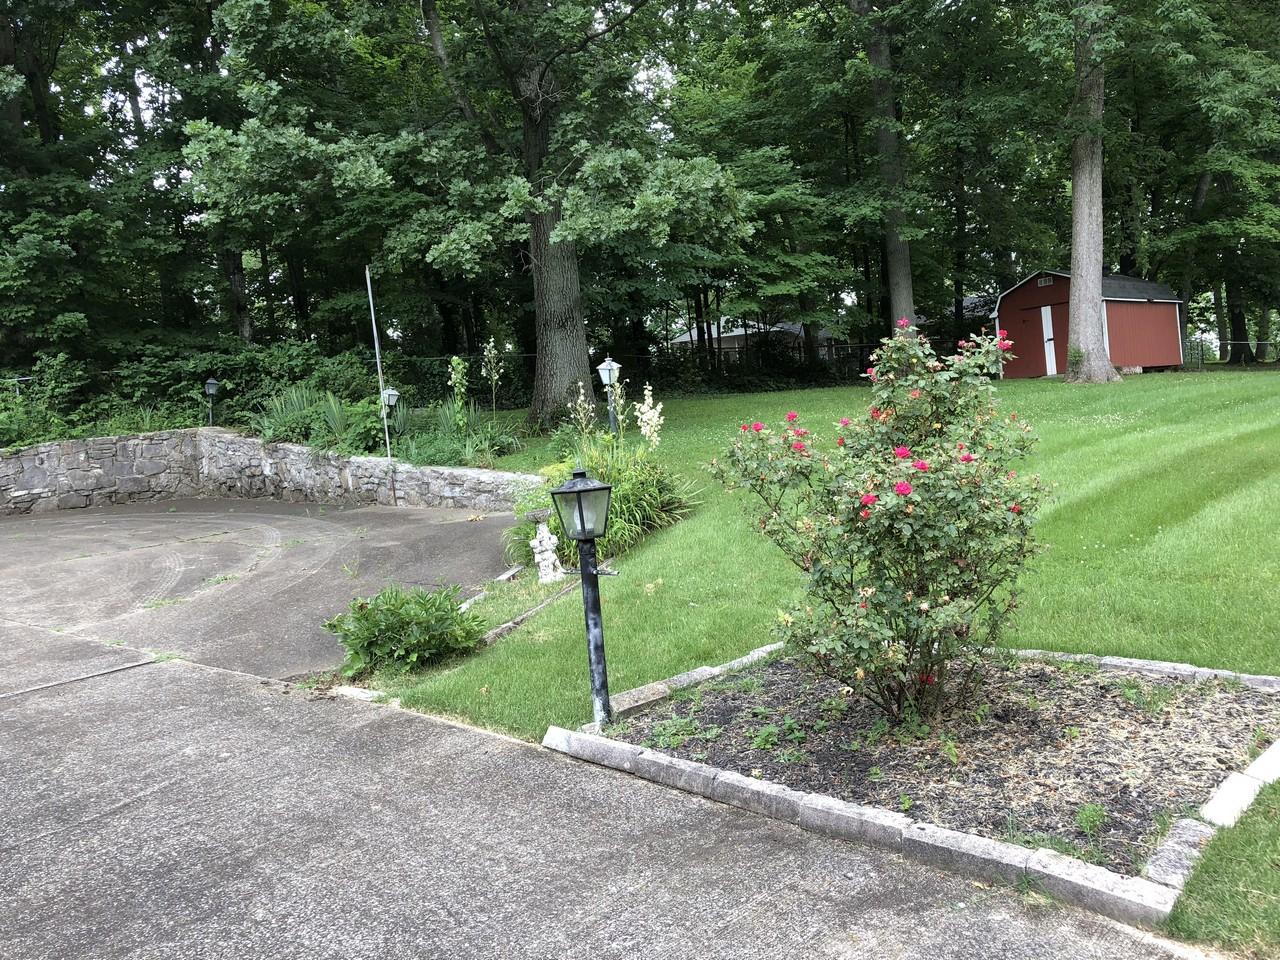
[1040,305,1058,376]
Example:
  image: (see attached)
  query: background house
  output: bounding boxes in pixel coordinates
[989,271,1184,378]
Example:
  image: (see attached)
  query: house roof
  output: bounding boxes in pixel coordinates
[988,271,1180,317]
[668,321,837,344]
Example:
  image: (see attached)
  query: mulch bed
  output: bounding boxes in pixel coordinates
[609,655,1280,874]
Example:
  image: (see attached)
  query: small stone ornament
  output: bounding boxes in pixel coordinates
[530,522,566,584]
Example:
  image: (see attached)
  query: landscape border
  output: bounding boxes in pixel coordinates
[544,644,1280,929]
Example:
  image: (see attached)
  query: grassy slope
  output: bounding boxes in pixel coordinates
[384,370,1280,740]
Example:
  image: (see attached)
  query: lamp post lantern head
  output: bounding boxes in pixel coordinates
[550,468,612,541]
[595,357,621,388]
[204,377,221,397]
[380,387,400,408]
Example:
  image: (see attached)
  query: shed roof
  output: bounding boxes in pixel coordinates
[988,270,1180,317]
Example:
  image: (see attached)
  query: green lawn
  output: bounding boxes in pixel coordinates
[374,369,1280,952]
[384,369,1280,740]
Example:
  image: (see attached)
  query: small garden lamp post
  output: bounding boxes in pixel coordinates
[203,378,220,426]
[596,357,621,434]
[550,468,614,724]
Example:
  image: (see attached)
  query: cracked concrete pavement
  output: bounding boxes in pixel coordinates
[0,501,1213,959]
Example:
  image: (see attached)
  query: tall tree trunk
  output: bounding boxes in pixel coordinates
[1257,308,1271,362]
[1225,281,1255,365]
[692,287,706,368]
[1066,15,1119,384]
[220,248,251,343]
[0,17,21,134]
[286,250,309,334]
[260,242,275,334]
[1213,284,1228,361]
[849,0,916,329]
[520,80,592,426]
[1178,172,1213,338]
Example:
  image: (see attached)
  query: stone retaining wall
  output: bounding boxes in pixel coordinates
[0,428,541,516]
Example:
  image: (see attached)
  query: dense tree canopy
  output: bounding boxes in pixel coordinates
[2,0,1278,417]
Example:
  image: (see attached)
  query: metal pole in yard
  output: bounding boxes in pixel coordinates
[576,536,612,725]
[365,265,398,504]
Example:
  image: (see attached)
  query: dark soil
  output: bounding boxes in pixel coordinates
[610,656,1280,874]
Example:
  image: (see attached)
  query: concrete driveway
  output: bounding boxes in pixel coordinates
[0,502,1206,959]
[0,499,513,681]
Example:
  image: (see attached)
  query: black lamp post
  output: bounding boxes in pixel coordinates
[203,378,221,426]
[550,468,614,724]
[596,357,621,434]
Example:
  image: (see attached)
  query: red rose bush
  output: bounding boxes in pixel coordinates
[712,332,1041,721]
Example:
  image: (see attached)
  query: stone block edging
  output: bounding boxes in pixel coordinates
[1,427,543,515]
[550,645,1280,929]
[1008,647,1280,693]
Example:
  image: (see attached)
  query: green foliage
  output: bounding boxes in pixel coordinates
[506,431,699,568]
[713,332,1042,721]
[324,584,485,678]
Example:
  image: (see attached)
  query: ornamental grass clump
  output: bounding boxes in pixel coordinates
[712,329,1041,722]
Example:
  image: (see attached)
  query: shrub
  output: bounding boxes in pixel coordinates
[506,432,698,567]
[712,330,1042,722]
[324,584,486,677]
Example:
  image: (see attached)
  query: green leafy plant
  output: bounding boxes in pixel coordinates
[506,430,698,567]
[1075,802,1107,840]
[324,584,485,678]
[751,724,780,750]
[713,331,1042,722]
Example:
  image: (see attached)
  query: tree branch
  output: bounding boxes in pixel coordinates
[538,0,653,88]
[420,0,504,155]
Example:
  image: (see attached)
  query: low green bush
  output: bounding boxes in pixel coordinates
[324,584,486,677]
[506,432,698,567]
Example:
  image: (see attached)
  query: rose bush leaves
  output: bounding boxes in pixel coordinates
[713,331,1041,721]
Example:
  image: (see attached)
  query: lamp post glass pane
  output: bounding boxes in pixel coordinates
[596,357,620,387]
[550,470,612,540]
[204,378,220,397]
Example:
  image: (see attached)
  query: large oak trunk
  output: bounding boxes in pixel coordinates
[863,12,916,329]
[1066,18,1120,384]
[1225,281,1256,365]
[521,89,592,426]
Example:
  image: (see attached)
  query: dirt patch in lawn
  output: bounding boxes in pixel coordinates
[609,656,1280,874]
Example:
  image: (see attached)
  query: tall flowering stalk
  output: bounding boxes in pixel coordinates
[712,333,1042,721]
[566,381,596,438]
[634,382,664,448]
[447,356,468,434]
[480,337,504,415]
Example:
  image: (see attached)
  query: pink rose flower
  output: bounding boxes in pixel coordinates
[912,459,929,472]
[839,417,851,427]
[1009,503,1022,514]
[894,481,913,496]
[836,437,846,447]
[893,446,911,459]
[740,424,749,432]
[793,427,809,437]
[869,406,882,420]
[859,508,871,520]
[909,389,921,399]
[998,340,1013,351]
[956,442,965,450]
[791,441,806,453]
[896,317,911,328]
[751,421,764,432]
[866,367,877,382]
[999,329,1008,338]
[785,411,798,422]
[860,494,878,506]
[960,453,975,463]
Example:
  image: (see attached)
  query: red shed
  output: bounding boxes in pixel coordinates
[988,271,1184,378]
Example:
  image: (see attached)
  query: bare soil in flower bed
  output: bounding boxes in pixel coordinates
[608,655,1280,874]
